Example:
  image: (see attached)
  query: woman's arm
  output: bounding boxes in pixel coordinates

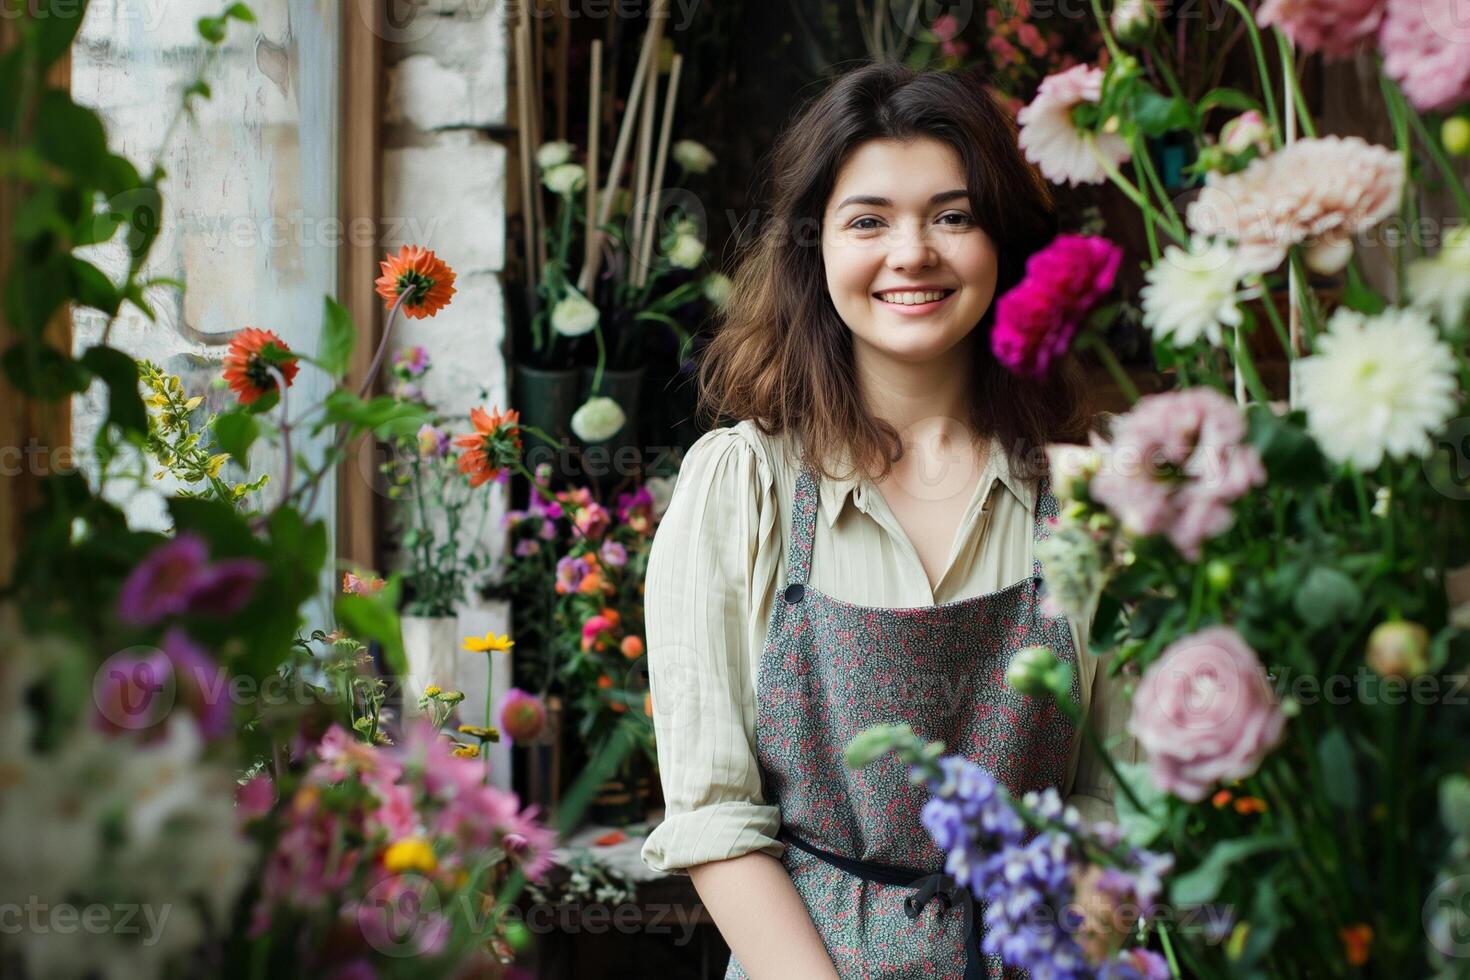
[690,852,840,979]
[639,426,837,976]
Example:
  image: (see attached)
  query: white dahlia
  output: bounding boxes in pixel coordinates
[1294,306,1459,470]
[1140,236,1259,348]
[1407,225,1470,330]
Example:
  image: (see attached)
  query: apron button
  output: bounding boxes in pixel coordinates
[784,583,805,604]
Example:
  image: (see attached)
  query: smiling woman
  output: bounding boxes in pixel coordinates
[650,61,1114,980]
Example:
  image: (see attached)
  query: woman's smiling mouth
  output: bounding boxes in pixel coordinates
[872,287,957,314]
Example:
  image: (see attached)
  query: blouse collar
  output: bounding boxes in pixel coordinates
[813,433,1037,528]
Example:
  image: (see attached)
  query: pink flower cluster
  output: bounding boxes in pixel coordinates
[992,234,1122,379]
[1259,0,1470,111]
[1127,626,1287,801]
[116,532,263,626]
[1088,388,1267,561]
[248,722,556,946]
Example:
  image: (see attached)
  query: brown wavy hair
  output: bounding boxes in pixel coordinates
[696,60,1094,485]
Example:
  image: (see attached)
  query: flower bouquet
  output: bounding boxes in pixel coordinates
[846,0,1470,975]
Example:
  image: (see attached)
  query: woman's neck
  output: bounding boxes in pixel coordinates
[852,333,978,446]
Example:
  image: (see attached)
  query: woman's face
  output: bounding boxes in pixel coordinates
[820,137,999,366]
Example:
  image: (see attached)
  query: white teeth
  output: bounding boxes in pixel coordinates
[877,290,948,305]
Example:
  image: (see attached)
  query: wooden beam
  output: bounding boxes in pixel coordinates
[337,0,383,574]
[0,22,73,588]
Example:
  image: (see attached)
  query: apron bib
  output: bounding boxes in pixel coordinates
[724,465,1081,980]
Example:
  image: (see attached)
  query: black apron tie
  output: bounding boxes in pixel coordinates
[778,826,985,980]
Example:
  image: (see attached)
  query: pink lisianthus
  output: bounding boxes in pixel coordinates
[616,485,657,535]
[1381,0,1470,112]
[1256,0,1385,60]
[92,628,231,740]
[991,234,1122,379]
[1127,626,1286,802]
[1088,388,1266,560]
[237,773,276,823]
[116,532,263,626]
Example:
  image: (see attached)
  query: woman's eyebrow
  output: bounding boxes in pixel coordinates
[834,189,969,210]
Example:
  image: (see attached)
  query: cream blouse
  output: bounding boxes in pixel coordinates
[640,419,1138,877]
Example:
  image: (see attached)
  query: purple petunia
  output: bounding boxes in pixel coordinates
[116,532,264,627]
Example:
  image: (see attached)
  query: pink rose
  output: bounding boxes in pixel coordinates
[1127,626,1286,802]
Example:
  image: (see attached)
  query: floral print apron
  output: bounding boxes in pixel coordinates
[724,465,1081,980]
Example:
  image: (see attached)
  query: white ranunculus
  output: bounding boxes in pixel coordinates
[1407,225,1470,330]
[542,162,587,197]
[536,140,575,170]
[672,139,717,174]
[1140,236,1256,348]
[551,289,600,337]
[667,233,705,270]
[571,396,626,443]
[1294,306,1459,470]
[701,272,733,309]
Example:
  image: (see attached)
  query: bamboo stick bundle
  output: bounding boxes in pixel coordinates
[576,0,669,295]
[636,53,684,289]
[629,11,665,283]
[529,0,548,282]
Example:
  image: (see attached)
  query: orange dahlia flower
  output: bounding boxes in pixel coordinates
[453,406,522,488]
[223,327,299,406]
[375,245,457,319]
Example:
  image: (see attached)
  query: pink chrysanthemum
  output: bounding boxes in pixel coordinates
[1088,387,1267,561]
[1017,64,1131,186]
[1256,0,1385,60]
[1381,0,1470,112]
[991,234,1123,379]
[1186,135,1404,275]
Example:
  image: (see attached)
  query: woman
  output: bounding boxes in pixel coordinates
[639,62,1137,979]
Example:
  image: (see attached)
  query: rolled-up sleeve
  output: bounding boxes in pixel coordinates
[640,426,786,876]
[1064,610,1141,826]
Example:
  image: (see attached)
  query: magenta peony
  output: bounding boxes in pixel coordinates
[1256,0,1385,60]
[1088,388,1266,560]
[991,234,1122,379]
[1127,626,1287,802]
[1381,0,1470,112]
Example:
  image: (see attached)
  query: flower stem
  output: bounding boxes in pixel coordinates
[1274,32,1317,139]
[357,290,412,401]
[1222,0,1281,145]
[1230,320,1272,403]
[1075,332,1141,405]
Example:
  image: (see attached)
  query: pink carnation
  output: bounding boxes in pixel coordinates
[1088,388,1266,561]
[992,234,1122,379]
[1127,626,1286,802]
[1256,0,1385,60]
[1381,0,1470,112]
[1017,64,1131,186]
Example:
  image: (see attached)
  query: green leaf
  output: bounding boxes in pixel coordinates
[337,575,407,676]
[1197,87,1264,115]
[1170,836,1286,906]
[1130,89,1195,137]
[224,2,257,21]
[35,5,88,68]
[321,390,430,436]
[35,90,108,182]
[69,257,122,316]
[78,345,146,436]
[1246,403,1327,489]
[1342,260,1388,315]
[1112,761,1170,847]
[2,342,91,399]
[4,252,70,336]
[1317,728,1360,809]
[317,296,356,379]
[197,16,227,42]
[212,410,260,469]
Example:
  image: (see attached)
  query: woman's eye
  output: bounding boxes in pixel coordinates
[939,212,974,225]
[851,216,882,230]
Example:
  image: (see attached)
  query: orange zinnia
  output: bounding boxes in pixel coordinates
[223,327,299,406]
[453,405,522,488]
[375,245,457,319]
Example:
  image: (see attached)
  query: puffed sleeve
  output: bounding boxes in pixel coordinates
[640,425,786,876]
[1063,610,1141,826]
